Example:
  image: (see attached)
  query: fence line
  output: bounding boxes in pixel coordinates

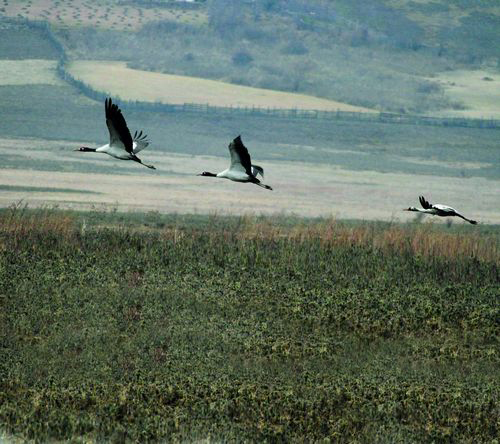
[56,61,500,129]
[11,17,500,130]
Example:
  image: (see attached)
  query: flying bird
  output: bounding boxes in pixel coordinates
[198,135,272,190]
[405,196,477,224]
[75,98,155,169]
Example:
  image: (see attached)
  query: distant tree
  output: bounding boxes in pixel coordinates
[232,49,253,66]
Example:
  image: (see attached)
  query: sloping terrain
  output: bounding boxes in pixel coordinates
[0,0,206,30]
[3,1,499,114]
[67,60,376,112]
[429,69,500,118]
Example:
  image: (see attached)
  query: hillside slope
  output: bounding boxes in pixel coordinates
[67,60,376,112]
[51,0,499,114]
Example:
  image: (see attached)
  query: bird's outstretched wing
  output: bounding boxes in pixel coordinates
[251,164,264,178]
[132,130,149,154]
[228,135,252,175]
[105,98,133,153]
[419,195,433,209]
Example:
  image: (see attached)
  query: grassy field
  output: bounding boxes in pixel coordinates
[0,0,207,30]
[0,59,63,86]
[0,207,498,441]
[2,135,500,223]
[0,77,498,179]
[66,60,376,112]
[386,0,500,46]
[0,185,99,194]
[429,69,500,119]
[0,22,60,60]
[65,59,500,119]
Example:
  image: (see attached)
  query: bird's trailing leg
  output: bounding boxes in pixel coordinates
[132,156,156,170]
[254,181,273,191]
[457,213,477,225]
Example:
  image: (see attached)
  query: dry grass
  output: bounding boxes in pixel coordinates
[217,217,500,264]
[1,135,498,223]
[429,69,500,119]
[2,0,206,30]
[66,60,377,112]
[0,203,75,250]
[1,207,497,264]
[0,60,62,86]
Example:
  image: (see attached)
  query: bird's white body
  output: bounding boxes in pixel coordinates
[413,205,456,216]
[216,168,251,182]
[432,204,456,213]
[412,204,457,216]
[96,144,131,160]
[96,140,146,160]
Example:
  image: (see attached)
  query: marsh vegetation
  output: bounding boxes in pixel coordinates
[0,207,498,441]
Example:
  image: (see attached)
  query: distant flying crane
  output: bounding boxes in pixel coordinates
[198,135,273,190]
[75,98,155,169]
[405,195,477,224]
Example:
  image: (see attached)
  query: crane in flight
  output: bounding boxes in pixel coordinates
[74,98,155,169]
[198,135,272,190]
[405,196,477,224]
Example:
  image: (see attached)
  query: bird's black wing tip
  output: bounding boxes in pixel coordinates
[419,195,431,209]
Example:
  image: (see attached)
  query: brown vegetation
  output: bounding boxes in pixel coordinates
[66,60,376,112]
[1,207,498,265]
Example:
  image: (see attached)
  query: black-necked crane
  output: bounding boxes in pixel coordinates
[197,135,272,190]
[405,195,477,224]
[75,98,155,169]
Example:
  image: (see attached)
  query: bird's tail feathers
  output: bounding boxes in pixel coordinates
[133,130,150,153]
[251,164,264,178]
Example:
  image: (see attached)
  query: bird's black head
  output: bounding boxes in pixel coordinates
[404,206,418,212]
[197,171,217,177]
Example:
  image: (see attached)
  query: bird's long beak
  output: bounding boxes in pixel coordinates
[73,148,80,151]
